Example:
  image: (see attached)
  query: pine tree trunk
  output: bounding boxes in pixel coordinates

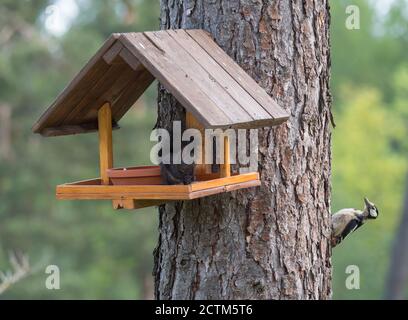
[154,0,333,300]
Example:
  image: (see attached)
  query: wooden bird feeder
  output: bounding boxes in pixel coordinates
[33,29,288,210]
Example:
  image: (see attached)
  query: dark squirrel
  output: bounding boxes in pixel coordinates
[159,134,196,185]
[160,162,195,185]
[155,118,196,185]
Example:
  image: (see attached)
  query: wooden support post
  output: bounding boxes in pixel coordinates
[220,136,231,178]
[186,111,211,176]
[113,199,168,210]
[98,102,113,185]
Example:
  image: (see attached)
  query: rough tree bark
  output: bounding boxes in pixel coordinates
[154,0,333,299]
[385,172,408,300]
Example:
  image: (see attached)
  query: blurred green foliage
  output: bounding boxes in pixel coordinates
[0,0,160,299]
[331,0,408,299]
[0,0,407,299]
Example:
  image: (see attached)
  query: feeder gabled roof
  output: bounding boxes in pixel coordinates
[33,29,289,137]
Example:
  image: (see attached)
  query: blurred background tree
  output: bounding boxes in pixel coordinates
[0,0,407,299]
[0,0,160,299]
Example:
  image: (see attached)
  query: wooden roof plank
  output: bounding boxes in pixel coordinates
[33,34,121,133]
[34,30,289,136]
[119,47,144,71]
[41,121,120,137]
[66,46,144,124]
[104,46,155,121]
[186,29,289,124]
[119,33,233,128]
[168,29,271,121]
[144,31,254,124]
[63,61,129,124]
[102,41,124,64]
[40,60,112,128]
[112,68,155,121]
[80,65,141,123]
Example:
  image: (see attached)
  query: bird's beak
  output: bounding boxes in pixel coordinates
[364,197,370,207]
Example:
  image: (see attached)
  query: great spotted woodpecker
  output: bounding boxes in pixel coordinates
[331,197,379,247]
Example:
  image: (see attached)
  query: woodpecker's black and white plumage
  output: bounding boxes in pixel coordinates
[331,197,379,247]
